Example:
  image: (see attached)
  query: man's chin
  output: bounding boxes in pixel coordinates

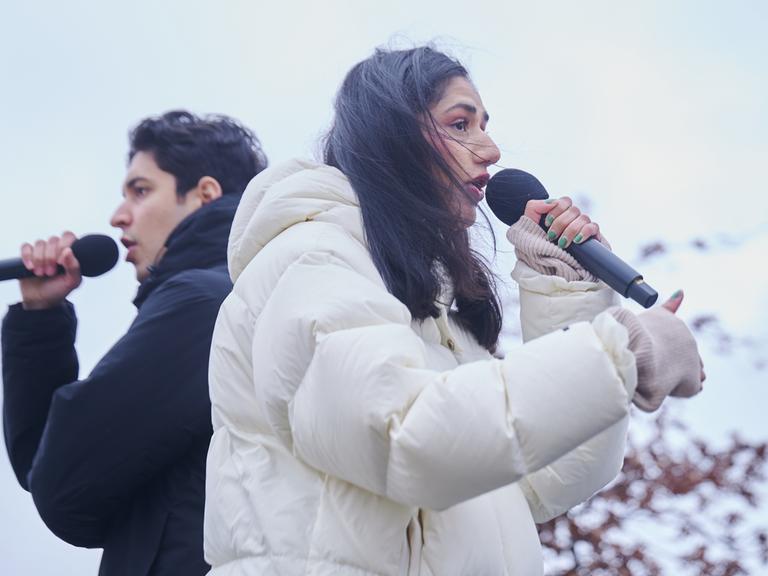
[135,265,150,282]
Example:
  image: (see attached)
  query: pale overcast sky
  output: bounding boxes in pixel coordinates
[1,1,766,573]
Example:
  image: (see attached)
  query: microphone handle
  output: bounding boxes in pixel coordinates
[538,216,659,308]
[0,259,66,282]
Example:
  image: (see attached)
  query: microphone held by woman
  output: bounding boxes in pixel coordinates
[486,168,658,307]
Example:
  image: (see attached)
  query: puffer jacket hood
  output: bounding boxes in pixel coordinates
[205,159,635,576]
[228,159,363,283]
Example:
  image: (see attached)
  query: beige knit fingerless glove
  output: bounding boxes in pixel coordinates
[609,306,703,412]
[506,216,597,282]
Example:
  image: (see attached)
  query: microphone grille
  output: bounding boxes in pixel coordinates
[486,169,549,226]
[71,234,119,277]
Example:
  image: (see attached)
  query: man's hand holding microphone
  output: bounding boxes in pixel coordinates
[0,232,118,308]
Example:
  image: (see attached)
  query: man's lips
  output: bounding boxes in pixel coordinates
[121,239,137,261]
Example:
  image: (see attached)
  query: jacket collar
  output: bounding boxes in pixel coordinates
[133,194,239,308]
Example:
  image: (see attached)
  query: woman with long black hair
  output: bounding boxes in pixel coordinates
[203,46,703,575]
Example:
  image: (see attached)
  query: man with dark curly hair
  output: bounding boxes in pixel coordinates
[2,110,267,575]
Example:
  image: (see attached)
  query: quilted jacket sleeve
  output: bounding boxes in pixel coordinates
[3,302,79,490]
[251,244,638,512]
[512,259,629,522]
[2,270,226,547]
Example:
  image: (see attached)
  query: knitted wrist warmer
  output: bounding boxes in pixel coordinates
[609,306,702,412]
[506,216,597,282]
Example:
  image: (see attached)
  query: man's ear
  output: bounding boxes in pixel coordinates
[195,176,224,204]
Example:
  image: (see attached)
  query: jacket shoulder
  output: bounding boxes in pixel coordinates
[154,266,232,303]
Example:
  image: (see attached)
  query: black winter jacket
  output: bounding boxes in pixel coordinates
[2,194,239,575]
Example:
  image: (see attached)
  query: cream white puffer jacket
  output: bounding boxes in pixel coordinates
[204,159,637,576]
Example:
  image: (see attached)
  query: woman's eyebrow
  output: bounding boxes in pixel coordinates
[444,102,490,123]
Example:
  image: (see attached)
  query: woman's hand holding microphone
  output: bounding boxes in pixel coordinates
[508,197,705,412]
[523,195,607,249]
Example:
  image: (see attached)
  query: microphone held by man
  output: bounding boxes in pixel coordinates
[0,233,118,283]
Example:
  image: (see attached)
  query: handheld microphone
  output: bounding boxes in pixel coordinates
[486,169,658,308]
[0,234,119,282]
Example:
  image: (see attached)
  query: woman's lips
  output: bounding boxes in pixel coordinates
[466,174,489,203]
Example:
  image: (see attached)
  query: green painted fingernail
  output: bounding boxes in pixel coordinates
[558,236,568,249]
[545,198,556,204]
[671,289,683,300]
[574,233,583,244]
[548,230,557,241]
[545,215,554,227]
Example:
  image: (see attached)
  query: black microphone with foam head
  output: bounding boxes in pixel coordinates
[485,169,658,308]
[0,234,119,281]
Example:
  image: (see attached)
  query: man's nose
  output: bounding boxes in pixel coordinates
[110,202,130,228]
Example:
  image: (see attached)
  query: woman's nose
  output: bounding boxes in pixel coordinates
[475,132,501,166]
